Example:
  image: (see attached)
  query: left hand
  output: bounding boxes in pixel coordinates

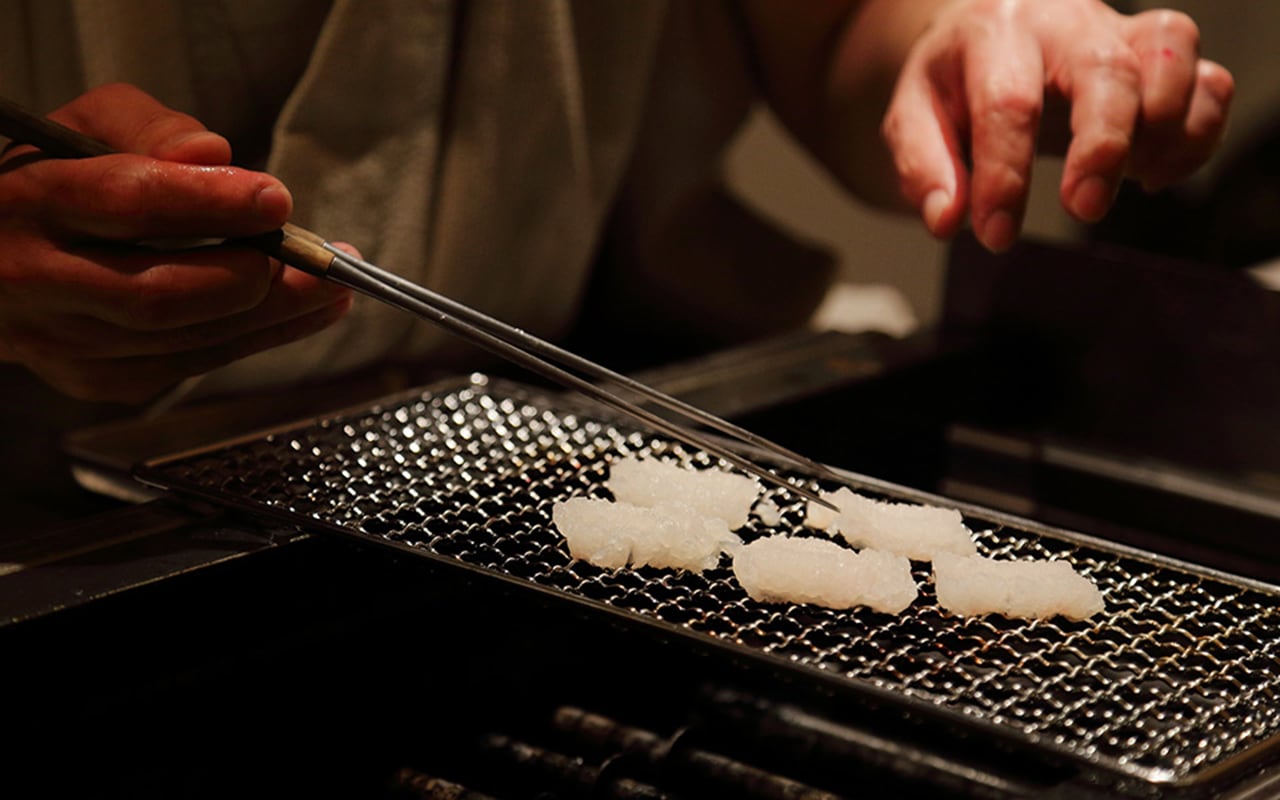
[880,0,1233,252]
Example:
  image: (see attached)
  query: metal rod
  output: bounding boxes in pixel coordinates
[325,257,834,508]
[322,244,845,485]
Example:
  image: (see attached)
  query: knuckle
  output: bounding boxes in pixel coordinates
[97,158,146,196]
[123,268,183,330]
[1081,128,1131,168]
[880,106,913,159]
[994,161,1029,197]
[96,158,157,218]
[881,112,933,194]
[983,86,1041,128]
[976,160,1030,207]
[1080,43,1143,83]
[879,109,900,146]
[1149,10,1199,44]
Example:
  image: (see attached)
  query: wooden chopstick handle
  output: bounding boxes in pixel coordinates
[241,224,337,277]
[0,96,114,158]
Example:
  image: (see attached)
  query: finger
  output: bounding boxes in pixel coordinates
[1125,10,1200,127]
[881,59,970,240]
[4,267,352,360]
[29,299,352,405]
[1132,58,1233,190]
[1120,9,1199,190]
[330,241,363,260]
[963,26,1046,253]
[1185,58,1234,149]
[24,243,285,330]
[1058,41,1143,223]
[49,82,232,166]
[3,155,291,240]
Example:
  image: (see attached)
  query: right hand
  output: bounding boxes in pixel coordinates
[0,83,352,404]
[878,0,1233,252]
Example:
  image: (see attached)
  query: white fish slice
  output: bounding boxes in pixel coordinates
[732,535,918,614]
[933,552,1105,621]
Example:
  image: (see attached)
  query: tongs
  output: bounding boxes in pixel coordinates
[0,97,841,508]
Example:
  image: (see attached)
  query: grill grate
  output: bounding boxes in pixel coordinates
[139,375,1280,793]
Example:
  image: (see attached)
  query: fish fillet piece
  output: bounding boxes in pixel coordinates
[933,552,1105,621]
[607,456,761,529]
[552,496,741,571]
[731,535,918,614]
[805,487,976,561]
[753,499,783,527]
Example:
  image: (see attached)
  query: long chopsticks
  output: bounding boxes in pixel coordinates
[0,97,841,508]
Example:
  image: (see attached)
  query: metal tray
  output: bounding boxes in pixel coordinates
[136,374,1280,794]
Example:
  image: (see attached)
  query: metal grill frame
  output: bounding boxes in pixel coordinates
[136,373,1280,795]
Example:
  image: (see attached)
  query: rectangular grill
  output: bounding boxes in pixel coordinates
[137,374,1280,795]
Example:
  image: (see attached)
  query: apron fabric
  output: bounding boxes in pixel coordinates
[0,0,834,397]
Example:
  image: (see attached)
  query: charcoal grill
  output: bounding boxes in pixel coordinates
[134,373,1280,798]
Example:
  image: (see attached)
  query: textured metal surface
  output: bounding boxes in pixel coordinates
[139,374,1280,793]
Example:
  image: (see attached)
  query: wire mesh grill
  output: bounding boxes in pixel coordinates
[140,375,1280,791]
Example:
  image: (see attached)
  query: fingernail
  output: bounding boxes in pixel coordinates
[160,130,230,163]
[980,211,1016,253]
[1071,175,1112,222]
[923,189,951,233]
[255,184,293,221]
[172,130,226,149]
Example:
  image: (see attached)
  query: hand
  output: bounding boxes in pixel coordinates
[880,0,1233,252]
[0,83,352,404]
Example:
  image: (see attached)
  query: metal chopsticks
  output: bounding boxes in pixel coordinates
[317,244,844,504]
[0,97,841,509]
